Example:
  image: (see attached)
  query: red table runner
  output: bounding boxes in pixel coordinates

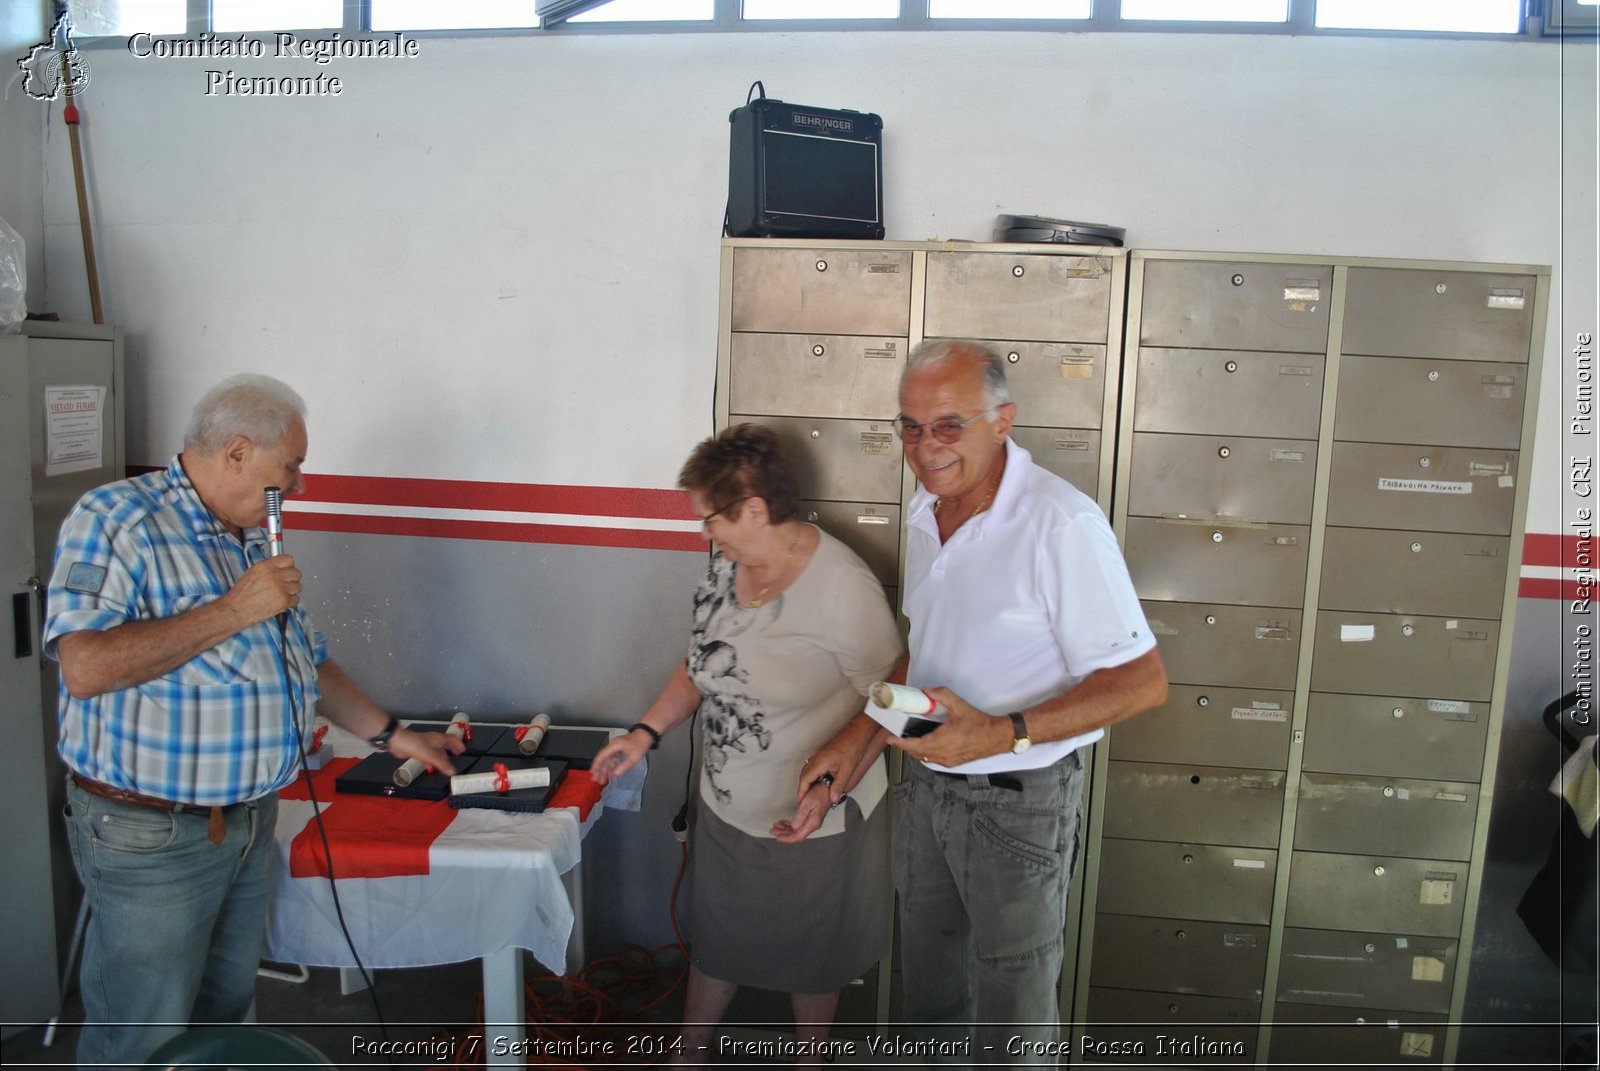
[281,758,604,879]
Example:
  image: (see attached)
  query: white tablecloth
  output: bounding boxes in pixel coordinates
[264,733,643,975]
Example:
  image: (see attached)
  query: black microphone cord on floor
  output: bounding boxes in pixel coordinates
[277,611,392,1050]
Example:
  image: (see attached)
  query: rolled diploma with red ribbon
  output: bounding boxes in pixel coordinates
[446,711,471,742]
[450,763,551,795]
[515,713,552,756]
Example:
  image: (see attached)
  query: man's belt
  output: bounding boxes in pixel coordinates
[928,768,1024,792]
[70,772,242,845]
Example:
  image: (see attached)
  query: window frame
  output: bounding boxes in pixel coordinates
[63,0,1554,48]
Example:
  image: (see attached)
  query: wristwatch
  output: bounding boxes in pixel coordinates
[1007,711,1032,755]
[368,714,401,751]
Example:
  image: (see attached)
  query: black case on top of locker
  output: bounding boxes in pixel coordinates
[727,97,885,240]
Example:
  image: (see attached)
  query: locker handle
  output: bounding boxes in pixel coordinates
[12,591,32,659]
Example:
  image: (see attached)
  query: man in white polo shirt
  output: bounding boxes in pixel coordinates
[801,339,1167,1060]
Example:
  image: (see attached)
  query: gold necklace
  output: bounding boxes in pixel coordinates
[745,529,802,608]
[934,470,1003,518]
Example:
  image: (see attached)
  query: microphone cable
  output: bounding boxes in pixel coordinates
[264,488,392,1045]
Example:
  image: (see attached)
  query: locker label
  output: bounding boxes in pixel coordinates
[1232,858,1267,869]
[1419,876,1456,905]
[1340,624,1376,642]
[1485,288,1525,309]
[1059,358,1095,379]
[1283,282,1322,302]
[860,432,893,455]
[1278,364,1315,376]
[1222,932,1259,947]
[1231,706,1287,722]
[1400,1032,1437,1058]
[1271,449,1306,462]
[1378,478,1473,495]
[865,263,902,274]
[1427,699,1472,715]
[863,346,899,360]
[856,515,891,525]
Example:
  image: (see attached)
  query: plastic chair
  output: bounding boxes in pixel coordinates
[145,1026,334,1071]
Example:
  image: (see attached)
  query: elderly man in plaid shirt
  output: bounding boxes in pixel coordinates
[44,373,464,1069]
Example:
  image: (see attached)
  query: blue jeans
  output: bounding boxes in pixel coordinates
[892,752,1084,1065]
[64,778,277,1070]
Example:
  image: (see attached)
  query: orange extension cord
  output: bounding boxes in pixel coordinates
[423,842,692,1070]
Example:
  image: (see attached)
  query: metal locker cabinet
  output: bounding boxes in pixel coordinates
[1102,762,1285,848]
[1080,251,1547,1071]
[1142,601,1302,691]
[795,499,900,586]
[1008,426,1101,499]
[1319,527,1510,620]
[1095,839,1278,924]
[1325,442,1519,535]
[1340,266,1537,362]
[1310,611,1499,701]
[1128,432,1317,524]
[1107,684,1293,770]
[1124,517,1310,608]
[1301,693,1490,783]
[730,415,901,503]
[924,338,1106,428]
[727,333,905,419]
[1334,355,1526,449]
[1133,347,1325,439]
[1089,914,1270,999]
[1292,772,1479,860]
[730,246,910,335]
[1268,1002,1448,1065]
[1083,988,1259,1064]
[1277,928,1458,1015]
[1284,852,1470,938]
[1138,260,1333,354]
[0,323,124,1037]
[923,250,1112,342]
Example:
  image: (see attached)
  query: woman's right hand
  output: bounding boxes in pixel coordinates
[590,728,653,785]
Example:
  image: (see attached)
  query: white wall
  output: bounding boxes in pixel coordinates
[39,28,1587,533]
[1,0,47,315]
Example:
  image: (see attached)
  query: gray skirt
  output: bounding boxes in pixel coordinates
[688,795,890,994]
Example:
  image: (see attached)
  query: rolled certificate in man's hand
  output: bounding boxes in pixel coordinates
[866,681,946,738]
[446,711,471,742]
[451,763,551,795]
[871,682,936,714]
[516,712,552,756]
[393,757,428,787]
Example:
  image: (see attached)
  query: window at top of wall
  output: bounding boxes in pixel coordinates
[568,0,715,20]
[212,0,341,32]
[370,0,538,30]
[929,0,1092,18]
[66,0,186,36]
[1121,0,1288,21]
[742,0,900,19]
[1315,0,1522,33]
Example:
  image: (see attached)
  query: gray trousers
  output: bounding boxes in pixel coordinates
[892,751,1084,1064]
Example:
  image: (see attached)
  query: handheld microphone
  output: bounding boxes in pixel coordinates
[264,486,285,558]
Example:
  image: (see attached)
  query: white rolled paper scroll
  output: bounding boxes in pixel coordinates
[871,682,936,715]
[450,765,552,795]
[393,757,428,787]
[446,711,471,740]
[517,712,553,756]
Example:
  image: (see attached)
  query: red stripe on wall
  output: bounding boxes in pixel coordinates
[300,473,694,520]
[1523,533,1593,568]
[1519,576,1591,602]
[291,510,705,553]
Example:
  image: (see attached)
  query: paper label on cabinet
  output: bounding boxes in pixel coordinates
[45,385,107,477]
[1232,706,1287,722]
[1412,956,1447,982]
[1379,478,1473,495]
[1340,624,1376,642]
[1419,878,1456,905]
[1486,288,1525,309]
